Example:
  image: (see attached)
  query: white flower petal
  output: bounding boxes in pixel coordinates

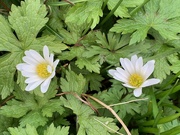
[50,71,55,78]
[120,58,135,74]
[40,78,51,93]
[109,69,127,82]
[116,67,129,79]
[23,56,39,65]
[16,63,25,71]
[47,65,52,73]
[43,45,51,63]
[21,65,36,73]
[108,69,116,76]
[114,72,127,83]
[25,76,44,83]
[133,88,142,97]
[135,57,143,73]
[22,71,37,77]
[28,50,45,63]
[53,59,59,69]
[141,78,160,87]
[142,60,155,79]
[131,55,138,65]
[17,46,60,93]
[25,80,43,91]
[49,54,54,64]
[122,83,136,88]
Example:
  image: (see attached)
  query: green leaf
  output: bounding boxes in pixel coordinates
[8,124,38,135]
[65,0,103,29]
[8,124,69,135]
[0,14,22,99]
[85,73,104,91]
[0,0,63,99]
[61,95,94,117]
[110,0,180,44]
[0,15,20,51]
[98,81,141,119]
[167,54,180,76]
[0,53,22,99]
[44,124,69,135]
[75,57,101,73]
[107,0,144,18]
[0,80,64,128]
[154,57,170,81]
[8,0,48,45]
[0,99,32,118]
[77,116,119,135]
[60,70,86,94]
[61,95,119,135]
[0,115,14,133]
[20,111,48,128]
[59,46,84,61]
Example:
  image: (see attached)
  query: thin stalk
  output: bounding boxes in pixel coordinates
[45,25,63,40]
[130,0,150,16]
[100,0,123,26]
[47,0,88,6]
[94,118,123,135]
[83,94,131,135]
[150,88,159,118]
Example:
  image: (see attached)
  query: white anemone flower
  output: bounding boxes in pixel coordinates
[16,45,59,93]
[108,55,160,97]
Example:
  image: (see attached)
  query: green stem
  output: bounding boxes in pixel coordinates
[102,0,108,10]
[130,0,150,16]
[160,71,180,89]
[45,25,63,40]
[150,88,159,118]
[158,79,179,106]
[100,0,123,26]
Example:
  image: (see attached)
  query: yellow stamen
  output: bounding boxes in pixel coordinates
[128,73,143,87]
[36,63,51,78]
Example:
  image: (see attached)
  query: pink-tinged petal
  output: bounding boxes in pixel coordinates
[122,83,136,89]
[23,56,39,65]
[28,50,45,63]
[120,58,135,74]
[141,78,160,87]
[40,78,51,93]
[131,55,138,65]
[141,60,155,79]
[25,76,43,83]
[25,80,44,91]
[133,88,142,97]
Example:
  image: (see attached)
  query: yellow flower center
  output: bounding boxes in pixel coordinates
[128,73,143,87]
[36,63,51,78]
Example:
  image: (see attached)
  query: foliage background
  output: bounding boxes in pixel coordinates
[0,0,180,134]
